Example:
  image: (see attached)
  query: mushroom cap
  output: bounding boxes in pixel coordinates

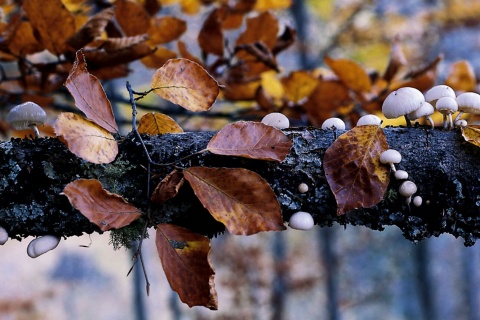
[407,101,434,120]
[382,87,425,119]
[261,112,290,129]
[455,119,468,127]
[289,211,314,230]
[399,181,417,197]
[424,85,455,104]
[357,114,382,126]
[298,183,309,193]
[6,101,47,130]
[435,96,458,114]
[321,117,345,130]
[27,235,60,258]
[380,149,402,164]
[413,196,423,207]
[394,170,409,180]
[456,92,480,114]
[0,227,8,245]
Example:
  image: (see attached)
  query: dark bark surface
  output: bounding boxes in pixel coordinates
[1,126,479,245]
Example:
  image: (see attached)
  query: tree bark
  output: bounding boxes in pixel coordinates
[1,127,479,245]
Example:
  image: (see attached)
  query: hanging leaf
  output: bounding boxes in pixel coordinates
[156,224,217,309]
[65,50,118,133]
[8,21,44,56]
[54,113,118,164]
[151,170,185,205]
[151,58,219,112]
[114,0,151,36]
[184,167,286,235]
[461,125,480,148]
[138,112,183,135]
[207,121,292,161]
[382,37,407,82]
[62,179,142,231]
[148,16,187,45]
[198,9,224,56]
[324,56,372,93]
[445,60,476,92]
[281,71,319,103]
[66,7,115,50]
[323,125,390,216]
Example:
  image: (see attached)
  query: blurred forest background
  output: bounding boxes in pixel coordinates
[1,0,480,319]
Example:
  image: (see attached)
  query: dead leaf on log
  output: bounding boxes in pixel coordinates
[156,223,217,309]
[62,179,142,231]
[461,125,480,148]
[184,167,286,235]
[207,121,292,161]
[65,50,118,133]
[151,58,219,112]
[323,125,390,215]
[151,170,185,205]
[138,112,183,135]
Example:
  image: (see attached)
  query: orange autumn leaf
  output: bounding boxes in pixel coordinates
[324,56,372,93]
[198,9,224,56]
[8,21,43,56]
[54,112,118,164]
[141,46,177,69]
[114,0,151,36]
[151,58,219,112]
[184,167,286,235]
[156,223,217,309]
[445,60,476,92]
[138,112,183,135]
[65,50,118,133]
[22,0,76,55]
[62,179,142,231]
[148,16,186,45]
[151,170,185,205]
[207,121,292,161]
[461,125,480,148]
[323,125,390,215]
[236,11,278,50]
[281,71,319,103]
[66,7,115,50]
[254,0,292,10]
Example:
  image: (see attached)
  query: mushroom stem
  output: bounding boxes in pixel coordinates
[390,163,397,172]
[442,114,448,129]
[29,124,40,139]
[454,111,464,123]
[426,116,434,129]
[404,114,412,127]
[448,114,453,130]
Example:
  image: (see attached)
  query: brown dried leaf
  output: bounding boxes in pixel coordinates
[281,71,318,103]
[65,50,118,133]
[198,9,224,56]
[62,179,142,231]
[8,21,43,56]
[66,7,115,50]
[323,125,390,215]
[138,112,183,135]
[461,125,480,148]
[151,170,185,205]
[223,80,260,101]
[324,56,372,93]
[115,0,151,36]
[184,167,286,235]
[151,58,219,112]
[156,223,217,309]
[445,60,476,92]
[207,121,292,161]
[95,35,148,52]
[83,42,155,69]
[148,16,186,45]
[23,0,76,55]
[141,46,177,69]
[177,41,203,66]
[54,112,118,164]
[236,11,278,50]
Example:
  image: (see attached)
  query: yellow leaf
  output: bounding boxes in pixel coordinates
[461,125,480,148]
[138,112,183,135]
[324,56,372,93]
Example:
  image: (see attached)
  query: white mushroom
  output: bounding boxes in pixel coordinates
[321,117,345,131]
[407,101,435,129]
[394,170,409,180]
[357,114,382,126]
[6,102,47,138]
[27,235,60,258]
[455,119,468,127]
[435,96,458,129]
[413,196,422,207]
[454,92,480,122]
[399,181,417,205]
[424,85,456,106]
[261,112,290,129]
[379,149,402,172]
[289,211,314,230]
[298,183,309,193]
[0,227,8,245]
[382,87,425,127]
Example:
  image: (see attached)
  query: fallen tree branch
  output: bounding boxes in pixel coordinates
[1,127,479,245]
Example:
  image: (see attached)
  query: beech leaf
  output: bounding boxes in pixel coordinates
[66,7,115,50]
[65,50,118,133]
[324,55,372,93]
[207,121,292,161]
[445,60,476,92]
[151,170,185,205]
[184,167,286,235]
[156,223,217,309]
[151,58,219,112]
[62,179,142,231]
[54,112,118,164]
[138,112,183,135]
[323,125,390,215]
[461,125,480,148]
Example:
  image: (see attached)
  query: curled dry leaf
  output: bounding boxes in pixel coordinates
[54,113,118,164]
[461,125,480,148]
[156,224,217,309]
[323,125,390,216]
[151,170,185,205]
[66,7,115,50]
[65,51,118,133]
[151,58,219,112]
[62,179,142,232]
[184,167,286,235]
[138,112,183,135]
[324,56,372,93]
[207,121,292,161]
